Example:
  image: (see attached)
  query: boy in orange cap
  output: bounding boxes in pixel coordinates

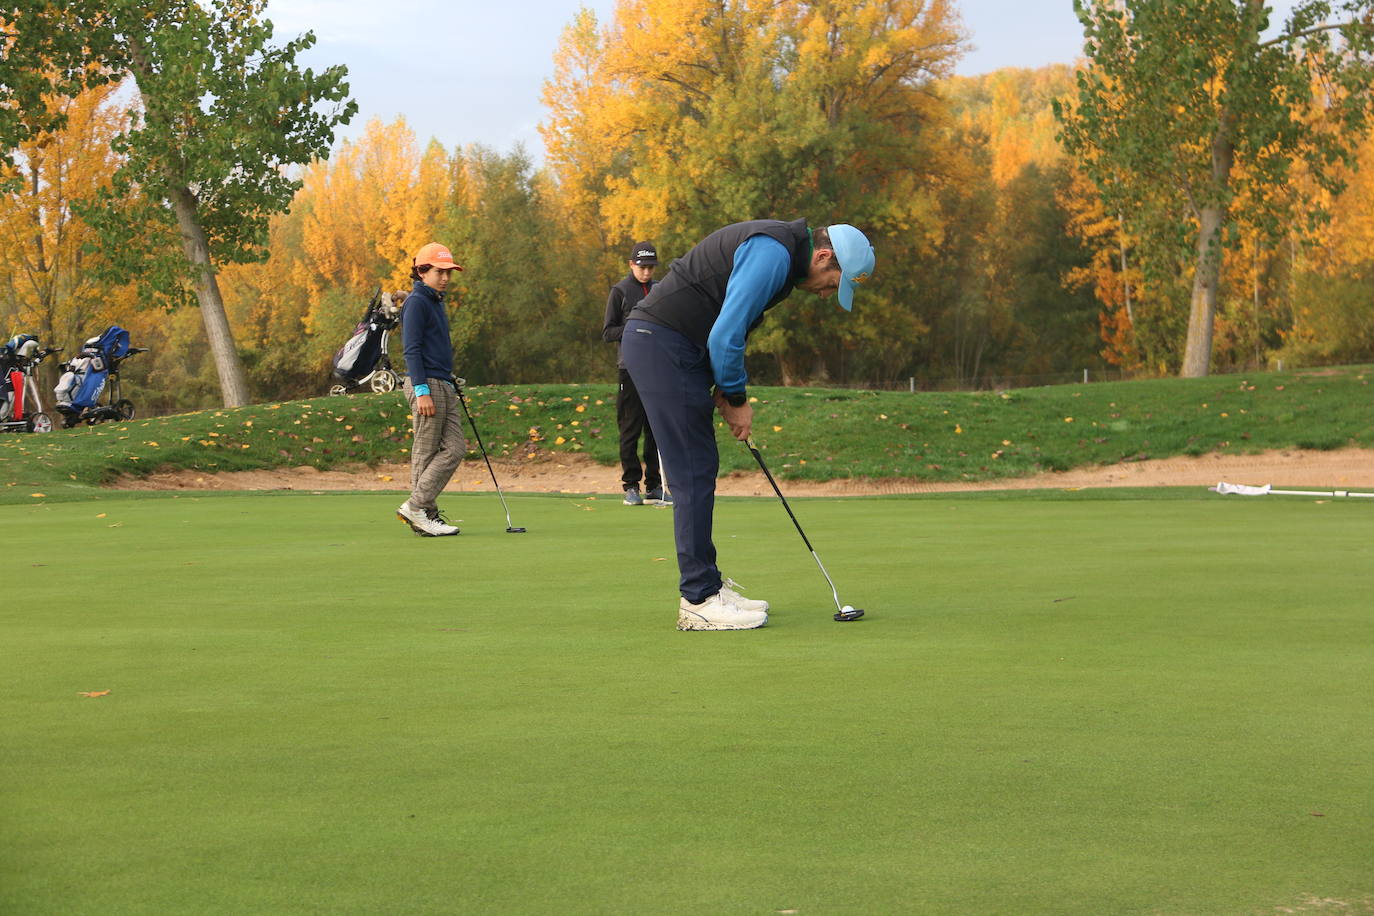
[396,242,466,537]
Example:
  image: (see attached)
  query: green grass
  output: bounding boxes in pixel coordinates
[5,364,1374,504]
[3,490,1373,914]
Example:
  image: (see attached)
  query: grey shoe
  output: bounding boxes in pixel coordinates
[623,487,643,506]
[645,486,673,506]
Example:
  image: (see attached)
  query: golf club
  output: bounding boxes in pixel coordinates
[455,381,526,533]
[744,437,863,622]
[655,448,672,508]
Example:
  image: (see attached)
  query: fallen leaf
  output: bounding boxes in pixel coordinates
[30,493,45,498]
[78,690,111,698]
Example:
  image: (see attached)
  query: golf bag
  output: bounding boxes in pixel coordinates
[55,326,130,413]
[0,336,38,416]
[1,334,60,433]
[329,288,402,394]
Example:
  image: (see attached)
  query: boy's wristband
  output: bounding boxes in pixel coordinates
[413,383,431,397]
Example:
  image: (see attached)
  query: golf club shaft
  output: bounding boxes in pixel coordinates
[746,440,844,614]
[456,385,517,529]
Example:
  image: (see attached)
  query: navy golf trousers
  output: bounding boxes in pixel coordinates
[621,319,722,604]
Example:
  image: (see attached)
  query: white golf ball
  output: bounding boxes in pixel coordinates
[841,605,854,614]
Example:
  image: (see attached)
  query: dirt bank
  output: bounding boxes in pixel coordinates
[110,447,1374,496]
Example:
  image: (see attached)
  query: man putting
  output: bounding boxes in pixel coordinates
[621,219,875,631]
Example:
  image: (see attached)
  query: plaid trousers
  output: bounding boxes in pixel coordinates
[404,378,467,510]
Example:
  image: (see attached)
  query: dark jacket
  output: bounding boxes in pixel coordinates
[627,218,811,348]
[602,272,655,369]
[401,280,455,387]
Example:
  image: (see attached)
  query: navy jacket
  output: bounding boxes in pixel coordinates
[401,281,455,387]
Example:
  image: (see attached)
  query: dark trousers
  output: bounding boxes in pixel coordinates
[621,319,721,604]
[616,368,661,491]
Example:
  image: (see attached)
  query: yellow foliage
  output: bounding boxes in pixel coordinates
[0,83,141,355]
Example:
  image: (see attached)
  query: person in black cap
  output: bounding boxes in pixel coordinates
[602,242,671,507]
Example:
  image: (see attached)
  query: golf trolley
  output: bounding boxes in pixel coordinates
[54,326,148,427]
[0,335,62,434]
[329,288,403,396]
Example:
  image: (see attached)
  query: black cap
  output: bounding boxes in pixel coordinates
[630,242,658,266]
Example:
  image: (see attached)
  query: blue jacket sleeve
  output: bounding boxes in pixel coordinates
[402,299,428,388]
[707,235,792,395]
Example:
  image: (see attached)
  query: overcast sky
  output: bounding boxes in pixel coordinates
[263,0,1300,160]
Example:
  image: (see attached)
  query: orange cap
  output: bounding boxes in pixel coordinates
[412,242,463,271]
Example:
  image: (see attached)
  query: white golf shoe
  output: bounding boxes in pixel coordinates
[396,501,458,537]
[719,577,769,613]
[677,592,768,631]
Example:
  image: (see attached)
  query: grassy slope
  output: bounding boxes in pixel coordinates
[2,492,1371,914]
[3,365,1373,505]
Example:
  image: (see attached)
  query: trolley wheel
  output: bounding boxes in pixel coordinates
[115,399,135,420]
[28,412,53,433]
[369,370,398,393]
[328,384,348,397]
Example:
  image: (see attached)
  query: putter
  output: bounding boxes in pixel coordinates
[455,381,526,533]
[744,437,864,622]
[655,448,672,508]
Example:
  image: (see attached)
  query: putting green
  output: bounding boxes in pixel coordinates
[3,491,1371,914]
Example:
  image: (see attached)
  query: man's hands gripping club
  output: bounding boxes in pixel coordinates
[713,390,752,441]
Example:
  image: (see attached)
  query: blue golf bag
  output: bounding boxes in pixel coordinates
[55,326,132,417]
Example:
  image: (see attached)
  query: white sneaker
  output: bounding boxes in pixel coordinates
[397,501,458,537]
[677,592,768,631]
[720,577,769,613]
[424,506,461,536]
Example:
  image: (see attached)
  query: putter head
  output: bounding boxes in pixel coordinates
[834,607,865,622]
[506,527,527,533]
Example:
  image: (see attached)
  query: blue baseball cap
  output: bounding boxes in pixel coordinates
[827,224,875,311]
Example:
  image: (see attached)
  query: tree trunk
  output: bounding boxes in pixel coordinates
[1181,204,1225,377]
[1118,212,1133,328]
[1180,110,1236,378]
[167,185,252,406]
[127,33,251,407]
[773,350,795,386]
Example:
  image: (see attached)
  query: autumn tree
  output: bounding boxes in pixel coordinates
[924,67,1101,386]
[542,0,966,386]
[1272,122,1374,364]
[440,145,599,384]
[3,0,356,406]
[0,83,140,391]
[1057,0,1374,377]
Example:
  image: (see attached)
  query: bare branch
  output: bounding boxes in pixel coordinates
[1259,19,1374,50]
